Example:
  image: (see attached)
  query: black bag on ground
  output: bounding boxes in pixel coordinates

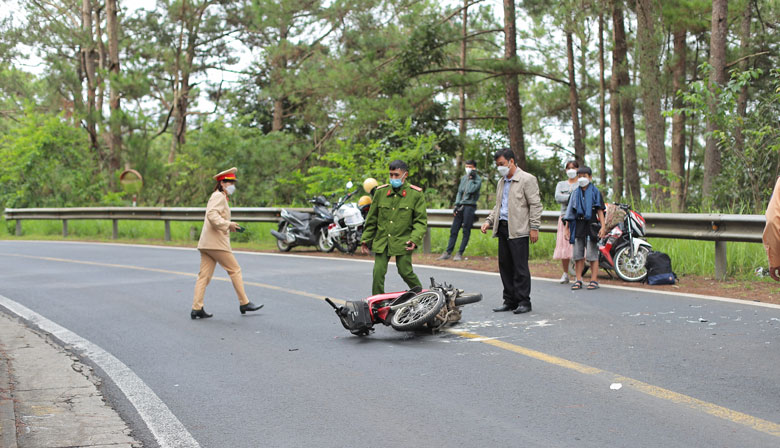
[644,251,677,285]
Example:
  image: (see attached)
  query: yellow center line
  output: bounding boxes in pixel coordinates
[447,329,780,438]
[3,251,778,437]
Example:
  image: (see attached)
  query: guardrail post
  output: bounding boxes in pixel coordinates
[714,241,728,280]
[423,228,431,254]
[112,219,118,240]
[62,219,68,237]
[164,220,171,242]
[15,220,21,236]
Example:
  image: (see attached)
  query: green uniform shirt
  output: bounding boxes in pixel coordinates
[361,182,428,256]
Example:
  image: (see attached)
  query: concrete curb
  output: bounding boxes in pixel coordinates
[0,349,16,448]
[0,311,140,448]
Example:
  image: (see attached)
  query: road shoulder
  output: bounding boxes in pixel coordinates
[0,311,140,448]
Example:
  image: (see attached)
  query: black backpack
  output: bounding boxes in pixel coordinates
[644,251,677,285]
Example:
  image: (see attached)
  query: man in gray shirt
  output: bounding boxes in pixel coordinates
[439,160,482,261]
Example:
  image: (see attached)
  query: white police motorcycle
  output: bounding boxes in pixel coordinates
[327,181,365,254]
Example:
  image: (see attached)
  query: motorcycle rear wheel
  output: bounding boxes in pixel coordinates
[390,291,445,331]
[614,245,650,282]
[276,223,292,252]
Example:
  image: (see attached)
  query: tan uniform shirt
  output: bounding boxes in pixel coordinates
[198,191,232,251]
[763,176,780,267]
[485,168,543,239]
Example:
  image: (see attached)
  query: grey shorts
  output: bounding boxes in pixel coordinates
[573,237,599,262]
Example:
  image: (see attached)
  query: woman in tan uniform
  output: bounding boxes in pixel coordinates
[191,167,263,319]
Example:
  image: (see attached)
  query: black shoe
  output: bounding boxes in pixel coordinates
[191,308,213,319]
[492,304,515,312]
[240,301,264,314]
[513,304,532,314]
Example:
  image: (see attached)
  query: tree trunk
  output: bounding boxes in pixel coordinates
[503,0,526,169]
[636,0,669,208]
[106,0,121,173]
[81,0,99,154]
[566,31,585,164]
[94,6,105,115]
[598,14,607,189]
[609,59,623,202]
[734,2,751,154]
[670,29,687,212]
[456,0,468,173]
[613,3,639,203]
[271,24,289,133]
[702,0,728,200]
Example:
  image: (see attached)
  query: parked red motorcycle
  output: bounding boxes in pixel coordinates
[325,278,482,336]
[578,203,651,282]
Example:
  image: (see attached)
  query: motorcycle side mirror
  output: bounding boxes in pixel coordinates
[345,181,354,189]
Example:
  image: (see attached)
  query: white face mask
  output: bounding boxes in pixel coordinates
[465,168,473,175]
[497,165,510,177]
[566,169,577,179]
[577,177,590,188]
[226,184,236,195]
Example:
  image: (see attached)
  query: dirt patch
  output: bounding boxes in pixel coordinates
[281,248,780,306]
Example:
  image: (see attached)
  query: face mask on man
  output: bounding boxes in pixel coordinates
[566,169,577,179]
[497,166,510,177]
[577,177,590,188]
[389,175,405,189]
[226,184,236,195]
[465,168,473,175]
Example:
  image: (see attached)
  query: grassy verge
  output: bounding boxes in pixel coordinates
[1,217,770,281]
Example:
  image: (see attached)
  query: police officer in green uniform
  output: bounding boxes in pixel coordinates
[361,160,428,295]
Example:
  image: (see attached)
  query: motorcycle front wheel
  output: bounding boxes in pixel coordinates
[316,227,335,253]
[390,291,445,331]
[332,237,348,253]
[276,222,292,252]
[614,245,650,282]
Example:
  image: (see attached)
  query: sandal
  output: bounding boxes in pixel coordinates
[571,280,583,290]
[587,281,600,290]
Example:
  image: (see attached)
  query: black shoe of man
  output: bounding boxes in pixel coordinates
[513,304,532,314]
[492,304,515,312]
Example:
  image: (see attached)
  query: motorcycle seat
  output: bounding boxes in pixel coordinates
[288,210,312,221]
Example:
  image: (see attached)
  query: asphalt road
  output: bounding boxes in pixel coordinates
[0,240,778,448]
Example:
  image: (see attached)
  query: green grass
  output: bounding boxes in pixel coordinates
[1,217,770,281]
[429,227,768,280]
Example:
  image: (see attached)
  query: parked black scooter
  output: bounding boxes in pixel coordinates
[271,196,335,252]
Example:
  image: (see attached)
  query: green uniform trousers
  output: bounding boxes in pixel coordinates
[372,251,422,295]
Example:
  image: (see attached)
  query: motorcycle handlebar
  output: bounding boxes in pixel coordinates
[324,298,339,309]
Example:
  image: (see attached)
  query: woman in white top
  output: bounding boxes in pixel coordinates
[553,160,579,283]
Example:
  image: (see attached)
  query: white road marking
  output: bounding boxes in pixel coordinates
[9,240,778,310]
[0,294,201,448]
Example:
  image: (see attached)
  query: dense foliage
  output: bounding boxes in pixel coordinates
[0,0,778,212]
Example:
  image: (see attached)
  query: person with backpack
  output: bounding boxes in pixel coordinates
[564,166,606,290]
[763,176,780,282]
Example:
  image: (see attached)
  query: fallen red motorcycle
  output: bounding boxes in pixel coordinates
[325,278,482,336]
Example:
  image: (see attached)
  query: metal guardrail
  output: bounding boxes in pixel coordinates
[3,207,768,280]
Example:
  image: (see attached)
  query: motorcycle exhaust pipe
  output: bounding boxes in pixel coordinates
[270,230,295,243]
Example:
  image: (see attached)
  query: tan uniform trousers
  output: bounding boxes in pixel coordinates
[192,249,249,310]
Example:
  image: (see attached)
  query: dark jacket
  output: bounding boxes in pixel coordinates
[455,172,482,206]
